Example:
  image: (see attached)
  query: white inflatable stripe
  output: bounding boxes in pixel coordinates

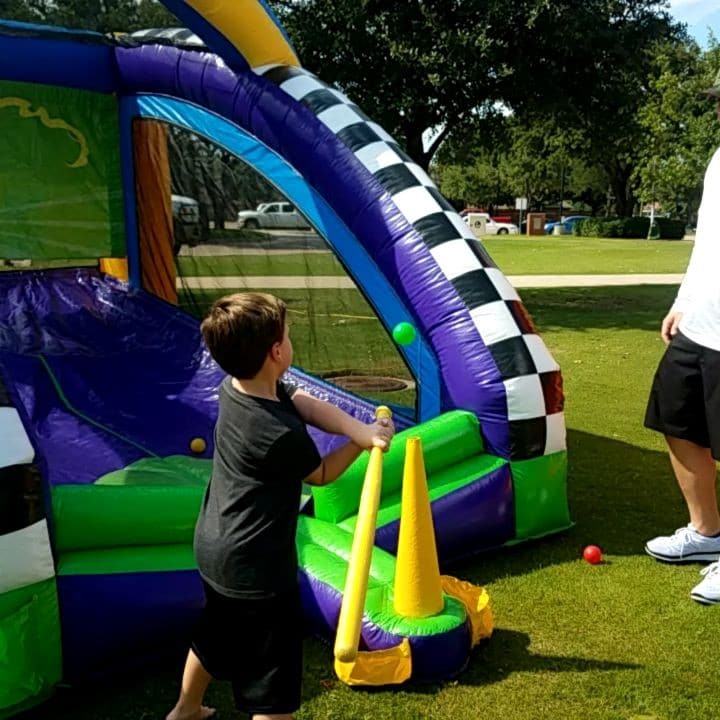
[0,521,55,594]
[504,375,547,420]
[317,103,365,133]
[391,185,443,224]
[469,301,522,346]
[354,141,404,174]
[0,407,34,468]
[280,74,324,101]
[430,239,483,280]
[485,268,521,301]
[545,413,567,454]
[523,334,561,373]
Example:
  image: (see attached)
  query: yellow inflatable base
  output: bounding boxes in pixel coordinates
[333,578,492,687]
[334,638,412,687]
[441,575,494,646]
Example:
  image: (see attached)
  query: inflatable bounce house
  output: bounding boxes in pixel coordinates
[0,2,570,716]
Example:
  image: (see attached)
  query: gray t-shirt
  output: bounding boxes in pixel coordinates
[194,378,321,598]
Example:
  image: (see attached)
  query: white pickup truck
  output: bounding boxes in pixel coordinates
[237,202,311,230]
[463,212,519,236]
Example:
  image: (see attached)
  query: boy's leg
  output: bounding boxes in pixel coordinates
[234,590,303,719]
[667,436,720,535]
[166,649,215,720]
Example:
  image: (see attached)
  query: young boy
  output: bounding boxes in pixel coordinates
[166,292,395,720]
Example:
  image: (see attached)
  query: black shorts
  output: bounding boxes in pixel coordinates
[191,581,303,716]
[645,331,720,459]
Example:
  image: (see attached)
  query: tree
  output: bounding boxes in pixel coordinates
[0,0,177,33]
[634,39,720,222]
[435,157,511,210]
[136,0,176,30]
[0,0,44,23]
[272,0,679,173]
[435,115,608,214]
[565,3,687,216]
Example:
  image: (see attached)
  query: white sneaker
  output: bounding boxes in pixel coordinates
[691,561,720,605]
[645,524,720,563]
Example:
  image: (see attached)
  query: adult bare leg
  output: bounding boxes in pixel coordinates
[667,435,720,536]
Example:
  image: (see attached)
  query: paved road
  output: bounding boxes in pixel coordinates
[178,273,684,290]
[507,273,683,288]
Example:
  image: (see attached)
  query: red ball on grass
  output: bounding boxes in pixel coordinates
[582,545,603,564]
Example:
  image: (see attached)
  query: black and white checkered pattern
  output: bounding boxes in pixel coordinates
[258,65,565,461]
[130,28,206,49]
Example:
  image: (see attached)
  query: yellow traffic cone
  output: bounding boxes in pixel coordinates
[393,437,444,617]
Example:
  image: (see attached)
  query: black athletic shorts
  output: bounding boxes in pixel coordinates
[645,331,720,459]
[191,581,303,716]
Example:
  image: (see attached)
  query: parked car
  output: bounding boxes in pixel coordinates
[171,194,202,254]
[459,206,484,217]
[544,215,588,235]
[463,212,519,235]
[237,202,311,230]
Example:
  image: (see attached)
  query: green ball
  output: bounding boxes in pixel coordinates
[392,321,417,346]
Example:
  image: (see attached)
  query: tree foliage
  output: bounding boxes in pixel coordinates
[435,116,607,214]
[0,0,176,33]
[634,39,720,221]
[272,0,679,175]
[3,0,713,222]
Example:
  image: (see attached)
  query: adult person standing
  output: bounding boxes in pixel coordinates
[644,69,720,605]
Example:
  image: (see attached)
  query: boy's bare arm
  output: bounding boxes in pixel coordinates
[292,389,363,435]
[292,389,394,450]
[304,441,363,486]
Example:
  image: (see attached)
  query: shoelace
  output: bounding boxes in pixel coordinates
[671,525,697,557]
[700,561,720,578]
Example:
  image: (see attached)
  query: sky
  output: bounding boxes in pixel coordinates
[669,0,719,46]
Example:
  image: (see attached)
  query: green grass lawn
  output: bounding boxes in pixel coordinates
[34,282,720,720]
[177,252,344,277]
[2,235,691,277]
[482,236,692,275]
[175,236,692,277]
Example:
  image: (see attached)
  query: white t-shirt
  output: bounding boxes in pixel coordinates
[673,147,720,351]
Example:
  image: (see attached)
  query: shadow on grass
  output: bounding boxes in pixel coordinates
[463,628,639,684]
[449,427,687,586]
[328,627,638,699]
[24,644,328,720]
[522,285,678,333]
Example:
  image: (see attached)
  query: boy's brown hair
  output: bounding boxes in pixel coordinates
[200,292,287,379]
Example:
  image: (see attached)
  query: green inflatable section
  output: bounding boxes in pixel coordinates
[46,413,567,661]
[0,579,62,719]
[302,516,467,637]
[52,457,209,554]
[312,410,485,523]
[339,452,506,534]
[50,418,570,577]
[55,514,467,638]
[510,451,571,541]
[96,455,212,486]
[57,544,196,576]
